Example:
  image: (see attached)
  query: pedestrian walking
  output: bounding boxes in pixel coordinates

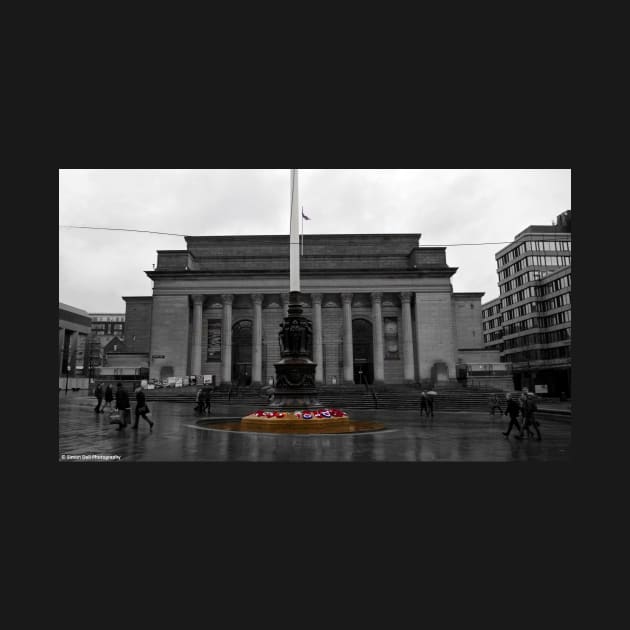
[488,393,503,416]
[194,387,203,412]
[111,382,131,431]
[517,389,529,425]
[132,385,154,431]
[426,392,435,417]
[94,382,104,413]
[201,384,213,415]
[502,393,522,438]
[516,393,542,441]
[103,383,114,411]
[419,391,429,417]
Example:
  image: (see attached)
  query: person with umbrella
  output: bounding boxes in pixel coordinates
[419,391,429,417]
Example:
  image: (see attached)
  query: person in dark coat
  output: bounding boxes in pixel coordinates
[132,385,154,431]
[419,392,429,417]
[94,382,104,413]
[194,388,203,412]
[518,390,528,421]
[201,384,213,415]
[112,382,131,431]
[103,383,114,411]
[502,393,522,438]
[426,392,435,417]
[516,393,541,441]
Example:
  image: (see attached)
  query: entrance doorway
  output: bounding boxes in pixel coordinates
[232,320,252,385]
[352,318,373,385]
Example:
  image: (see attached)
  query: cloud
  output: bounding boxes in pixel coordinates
[59,169,571,311]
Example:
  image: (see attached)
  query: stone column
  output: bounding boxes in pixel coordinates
[311,293,324,384]
[400,292,415,384]
[414,293,423,382]
[341,293,354,384]
[251,293,263,386]
[221,294,234,384]
[191,295,205,379]
[371,292,385,385]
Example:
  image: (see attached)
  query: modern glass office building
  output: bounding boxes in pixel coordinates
[482,210,572,395]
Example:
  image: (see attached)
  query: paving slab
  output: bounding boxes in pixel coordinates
[58,392,572,462]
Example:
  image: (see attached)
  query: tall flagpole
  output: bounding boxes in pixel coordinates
[290,169,300,293]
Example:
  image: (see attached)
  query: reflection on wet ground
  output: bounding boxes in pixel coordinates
[58,392,572,462]
[195,419,386,434]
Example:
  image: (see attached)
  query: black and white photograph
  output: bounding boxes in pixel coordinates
[58,168,572,462]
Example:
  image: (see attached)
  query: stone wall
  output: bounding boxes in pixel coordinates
[123,297,153,353]
[415,292,457,380]
[149,295,191,380]
[156,251,190,271]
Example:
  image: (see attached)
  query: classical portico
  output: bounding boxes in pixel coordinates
[126,234,486,386]
[182,290,419,387]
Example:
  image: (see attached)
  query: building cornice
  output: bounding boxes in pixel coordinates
[145,268,458,281]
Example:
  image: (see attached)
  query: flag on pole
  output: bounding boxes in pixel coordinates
[301,207,310,256]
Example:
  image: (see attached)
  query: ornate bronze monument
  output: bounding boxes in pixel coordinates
[268,290,321,409]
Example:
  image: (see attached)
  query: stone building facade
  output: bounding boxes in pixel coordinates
[123,234,487,387]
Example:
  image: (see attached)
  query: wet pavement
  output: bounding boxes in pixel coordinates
[58,392,572,462]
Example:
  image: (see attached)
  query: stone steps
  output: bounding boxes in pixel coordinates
[144,383,516,412]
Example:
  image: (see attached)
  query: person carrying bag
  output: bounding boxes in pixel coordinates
[132,384,154,431]
[111,382,130,431]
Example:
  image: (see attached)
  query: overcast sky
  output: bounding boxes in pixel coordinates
[59,169,571,313]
